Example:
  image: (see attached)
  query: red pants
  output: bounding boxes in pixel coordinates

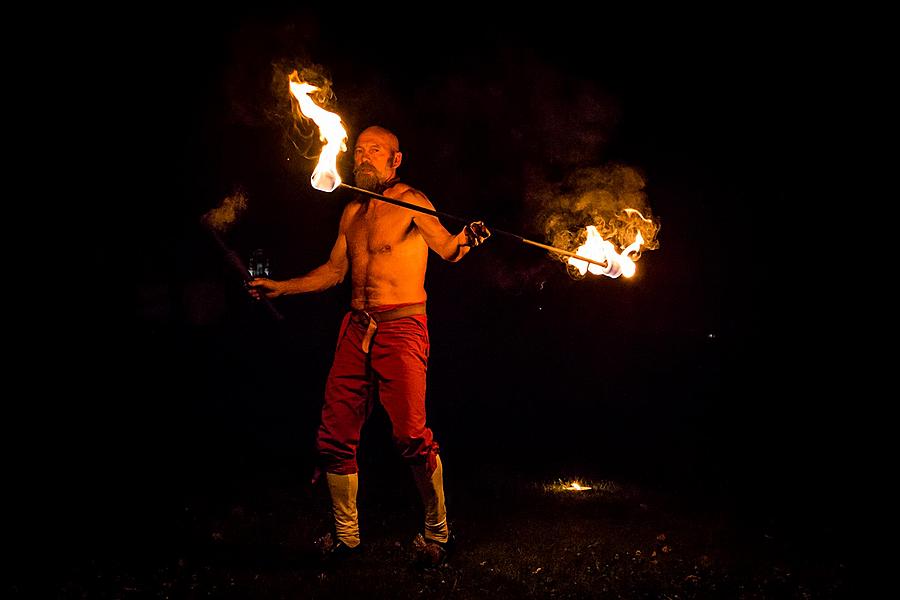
[317,310,439,476]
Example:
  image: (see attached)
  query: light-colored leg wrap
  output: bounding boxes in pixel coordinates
[411,455,449,543]
[326,472,360,548]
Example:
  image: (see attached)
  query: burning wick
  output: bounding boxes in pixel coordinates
[564,480,592,491]
[568,227,645,279]
[566,208,654,279]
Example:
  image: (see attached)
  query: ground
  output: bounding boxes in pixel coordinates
[25,453,847,599]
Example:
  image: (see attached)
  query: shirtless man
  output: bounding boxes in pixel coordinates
[249,126,489,566]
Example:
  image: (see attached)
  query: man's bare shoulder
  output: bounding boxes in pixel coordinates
[338,199,363,228]
[391,184,434,210]
[341,199,365,216]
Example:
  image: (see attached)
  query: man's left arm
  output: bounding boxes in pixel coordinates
[405,190,490,262]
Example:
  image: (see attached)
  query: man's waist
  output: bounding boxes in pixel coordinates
[350,302,426,326]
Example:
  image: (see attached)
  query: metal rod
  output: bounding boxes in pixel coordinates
[338,183,609,269]
[339,183,465,222]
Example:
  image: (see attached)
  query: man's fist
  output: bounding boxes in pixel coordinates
[463,221,491,247]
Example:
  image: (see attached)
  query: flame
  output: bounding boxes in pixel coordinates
[567,224,645,279]
[564,480,592,491]
[288,71,347,192]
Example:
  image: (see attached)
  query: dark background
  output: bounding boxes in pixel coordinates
[25,8,847,566]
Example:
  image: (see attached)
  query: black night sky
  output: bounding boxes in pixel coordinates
[26,8,849,594]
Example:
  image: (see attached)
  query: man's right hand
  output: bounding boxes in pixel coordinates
[247,278,283,300]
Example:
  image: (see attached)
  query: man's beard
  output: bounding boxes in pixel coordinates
[353,164,382,192]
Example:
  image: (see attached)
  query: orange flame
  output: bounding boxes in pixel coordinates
[288,72,347,192]
[568,226,645,278]
[564,480,592,491]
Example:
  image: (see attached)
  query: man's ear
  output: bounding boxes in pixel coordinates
[392,151,402,168]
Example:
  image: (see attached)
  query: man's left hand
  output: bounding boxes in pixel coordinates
[464,221,491,247]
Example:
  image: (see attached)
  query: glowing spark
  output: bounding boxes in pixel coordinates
[288,72,347,192]
[564,480,592,491]
[543,478,621,494]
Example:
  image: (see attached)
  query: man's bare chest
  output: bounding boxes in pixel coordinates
[347,206,417,254]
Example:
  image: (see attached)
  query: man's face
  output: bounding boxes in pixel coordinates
[353,131,399,191]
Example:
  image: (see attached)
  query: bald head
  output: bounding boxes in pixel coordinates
[357,126,400,153]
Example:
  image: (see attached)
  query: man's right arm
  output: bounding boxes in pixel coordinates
[248,209,350,299]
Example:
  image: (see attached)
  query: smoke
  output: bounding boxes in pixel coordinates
[201,190,248,234]
[531,164,661,278]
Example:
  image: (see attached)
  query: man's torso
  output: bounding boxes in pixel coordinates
[345,184,428,311]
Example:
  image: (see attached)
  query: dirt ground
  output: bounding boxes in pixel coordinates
[18,454,848,599]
